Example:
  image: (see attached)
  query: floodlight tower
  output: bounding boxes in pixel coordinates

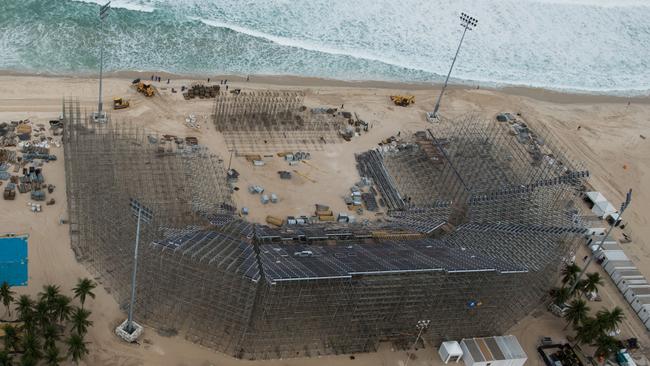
[116,198,152,342]
[93,2,111,123]
[430,12,478,120]
[404,319,430,366]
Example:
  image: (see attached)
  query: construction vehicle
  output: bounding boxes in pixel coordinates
[136,82,155,97]
[113,97,130,110]
[390,95,415,107]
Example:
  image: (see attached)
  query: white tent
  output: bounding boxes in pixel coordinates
[439,341,463,364]
[585,191,618,218]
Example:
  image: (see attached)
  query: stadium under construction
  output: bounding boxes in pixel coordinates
[62,93,590,360]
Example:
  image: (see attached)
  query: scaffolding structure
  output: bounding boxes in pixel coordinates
[212,91,345,153]
[63,98,232,307]
[64,100,589,360]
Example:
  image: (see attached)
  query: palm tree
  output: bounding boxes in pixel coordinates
[72,278,96,309]
[34,300,52,329]
[66,333,89,365]
[562,263,581,286]
[581,272,604,296]
[21,332,42,363]
[42,323,60,351]
[52,295,72,324]
[0,282,14,318]
[551,286,572,305]
[0,350,12,366]
[15,295,34,321]
[39,285,61,306]
[44,345,63,366]
[563,298,590,330]
[592,335,619,359]
[70,308,92,336]
[19,355,36,366]
[2,325,20,353]
[596,307,625,333]
[574,317,601,345]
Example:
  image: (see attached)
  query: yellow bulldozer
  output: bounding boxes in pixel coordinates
[390,95,415,107]
[136,82,155,97]
[113,97,130,110]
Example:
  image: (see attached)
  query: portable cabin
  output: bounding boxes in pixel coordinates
[611,268,643,285]
[604,260,636,276]
[624,285,650,304]
[460,336,526,366]
[618,279,649,294]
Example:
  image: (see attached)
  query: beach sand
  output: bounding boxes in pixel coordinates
[0,73,649,365]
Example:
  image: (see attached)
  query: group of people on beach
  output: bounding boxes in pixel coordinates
[146,74,251,89]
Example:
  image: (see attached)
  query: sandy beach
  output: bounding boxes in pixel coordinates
[1,72,649,365]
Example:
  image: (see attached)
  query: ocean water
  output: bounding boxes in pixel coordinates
[1,0,649,94]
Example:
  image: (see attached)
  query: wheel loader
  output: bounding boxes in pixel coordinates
[136,82,155,97]
[390,95,415,107]
[113,97,130,110]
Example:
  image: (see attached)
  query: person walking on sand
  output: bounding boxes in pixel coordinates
[167,79,170,84]
[246,75,250,82]
[208,78,210,83]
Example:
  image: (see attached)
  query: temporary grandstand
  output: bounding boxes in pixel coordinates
[63,96,589,360]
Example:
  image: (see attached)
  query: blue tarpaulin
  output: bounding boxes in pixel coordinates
[0,235,28,286]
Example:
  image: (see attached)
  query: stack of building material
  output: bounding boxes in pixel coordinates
[183,84,219,100]
[315,204,334,221]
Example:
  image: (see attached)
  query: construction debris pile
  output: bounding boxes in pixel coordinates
[1,118,61,208]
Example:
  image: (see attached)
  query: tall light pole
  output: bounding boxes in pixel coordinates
[568,189,632,296]
[93,2,111,123]
[404,319,430,366]
[430,12,478,121]
[121,198,153,338]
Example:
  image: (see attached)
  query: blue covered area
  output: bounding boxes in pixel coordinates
[0,235,28,286]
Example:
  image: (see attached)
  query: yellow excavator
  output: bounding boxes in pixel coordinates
[113,97,130,110]
[390,95,415,107]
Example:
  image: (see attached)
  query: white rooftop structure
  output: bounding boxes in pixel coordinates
[585,191,618,218]
[439,341,464,364]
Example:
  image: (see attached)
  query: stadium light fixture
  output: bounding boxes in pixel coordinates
[429,12,478,121]
[92,2,111,123]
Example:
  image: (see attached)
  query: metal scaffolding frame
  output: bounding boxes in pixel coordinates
[212,91,345,153]
[64,100,589,360]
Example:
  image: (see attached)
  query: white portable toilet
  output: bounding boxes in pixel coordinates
[611,269,643,285]
[631,295,650,313]
[624,285,650,304]
[618,279,648,293]
[439,341,463,364]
